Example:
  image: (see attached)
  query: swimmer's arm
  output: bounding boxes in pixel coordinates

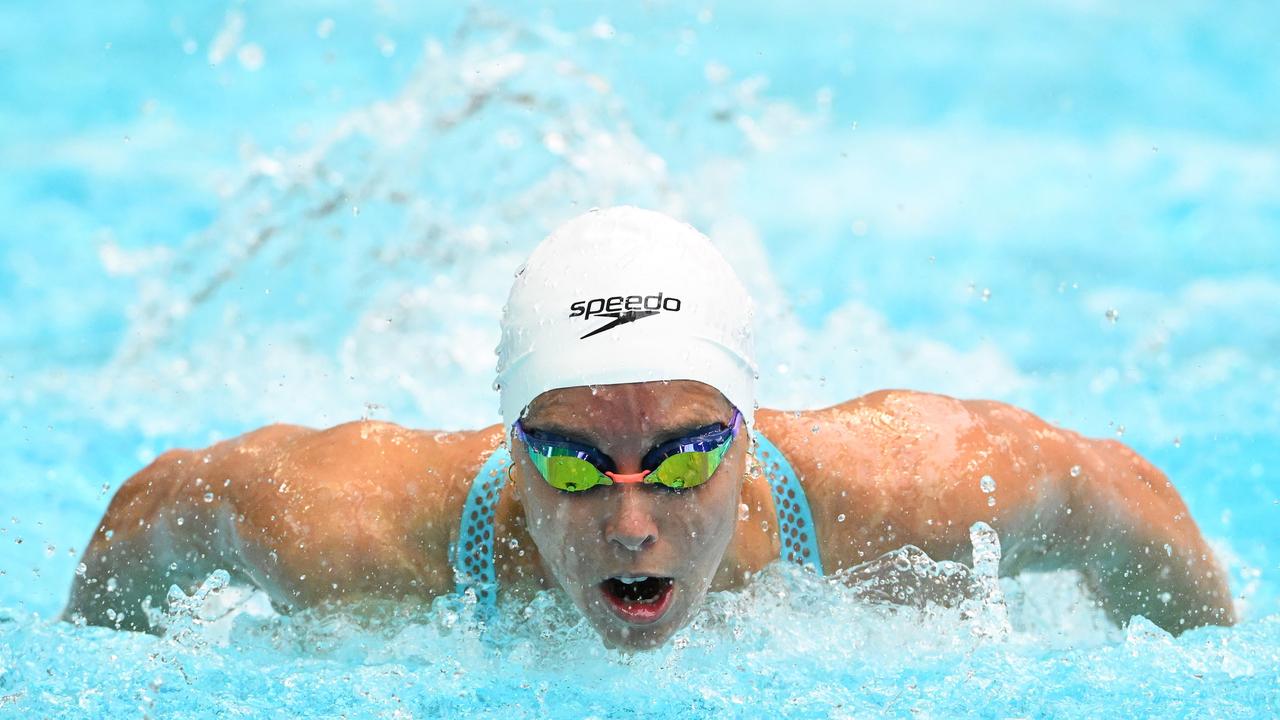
[64,452,241,632]
[63,425,311,632]
[810,392,1232,633]
[957,399,1235,634]
[66,421,475,632]
[1060,433,1235,634]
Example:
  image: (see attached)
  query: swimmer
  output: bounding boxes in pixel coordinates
[65,207,1235,648]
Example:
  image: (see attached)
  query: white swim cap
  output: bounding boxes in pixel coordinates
[495,206,757,431]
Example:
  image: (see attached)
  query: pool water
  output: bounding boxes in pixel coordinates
[2,2,1279,717]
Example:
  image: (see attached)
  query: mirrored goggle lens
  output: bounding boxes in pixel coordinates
[649,449,719,489]
[532,453,607,492]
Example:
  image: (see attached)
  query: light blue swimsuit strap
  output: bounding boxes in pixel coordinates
[752,429,825,574]
[451,443,512,606]
[453,429,824,605]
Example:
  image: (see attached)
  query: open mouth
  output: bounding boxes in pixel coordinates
[599,576,676,625]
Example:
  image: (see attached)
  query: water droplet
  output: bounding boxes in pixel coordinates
[237,43,264,71]
[44,544,55,558]
[106,577,118,592]
[979,475,996,494]
[1105,308,1120,324]
[176,517,185,526]
[75,562,87,577]
[981,288,991,302]
[837,513,846,523]
[1069,465,1082,478]
[987,496,996,507]
[810,424,820,433]
[738,503,749,521]
[1173,436,1182,448]
[203,492,214,503]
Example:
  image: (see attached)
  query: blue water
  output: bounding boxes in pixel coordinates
[2,1,1279,717]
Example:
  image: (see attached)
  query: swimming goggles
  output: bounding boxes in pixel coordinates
[513,409,741,493]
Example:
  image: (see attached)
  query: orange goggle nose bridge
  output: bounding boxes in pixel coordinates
[604,470,651,484]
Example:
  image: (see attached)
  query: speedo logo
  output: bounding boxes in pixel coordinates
[568,292,682,339]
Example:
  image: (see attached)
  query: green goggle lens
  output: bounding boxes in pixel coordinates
[530,453,606,492]
[649,450,717,489]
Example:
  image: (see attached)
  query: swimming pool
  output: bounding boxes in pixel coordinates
[2,1,1278,716]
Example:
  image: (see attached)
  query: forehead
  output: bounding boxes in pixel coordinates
[522,380,733,443]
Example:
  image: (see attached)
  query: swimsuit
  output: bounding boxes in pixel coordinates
[451,429,824,607]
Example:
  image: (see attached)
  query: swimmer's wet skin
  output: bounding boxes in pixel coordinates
[63,207,1235,649]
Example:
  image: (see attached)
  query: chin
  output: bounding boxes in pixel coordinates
[594,612,685,650]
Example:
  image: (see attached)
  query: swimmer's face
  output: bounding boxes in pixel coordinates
[513,380,746,650]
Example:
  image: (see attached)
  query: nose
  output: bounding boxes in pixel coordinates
[605,487,658,552]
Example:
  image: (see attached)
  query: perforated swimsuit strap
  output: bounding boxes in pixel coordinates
[752,429,825,574]
[452,444,512,607]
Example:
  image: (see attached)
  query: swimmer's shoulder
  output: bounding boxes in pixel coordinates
[753,390,1004,520]
[269,419,506,512]
[196,419,505,537]
[756,389,1039,472]
[756,390,1081,564]
[755,389,975,466]
[220,420,507,603]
